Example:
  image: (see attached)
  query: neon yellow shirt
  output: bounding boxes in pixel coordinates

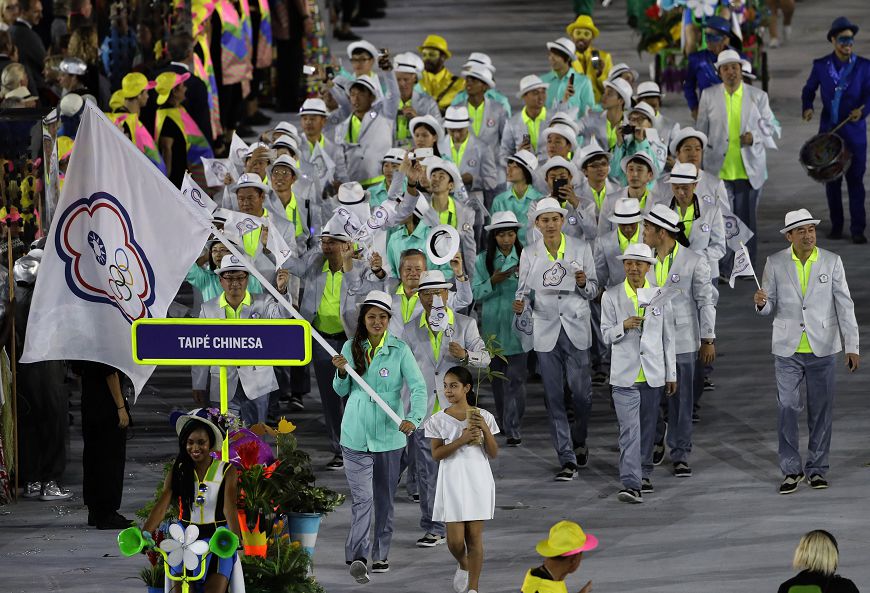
[365,331,387,364]
[451,135,470,166]
[546,233,567,262]
[243,210,268,257]
[421,307,455,413]
[591,185,606,210]
[314,260,344,334]
[624,278,650,382]
[521,569,569,593]
[521,106,547,151]
[219,291,251,319]
[307,135,325,153]
[792,246,818,353]
[720,83,748,181]
[617,224,640,252]
[606,118,617,150]
[346,114,362,143]
[437,196,458,227]
[396,99,412,141]
[655,242,679,287]
[468,101,485,136]
[284,191,304,237]
[397,283,419,323]
[679,202,696,238]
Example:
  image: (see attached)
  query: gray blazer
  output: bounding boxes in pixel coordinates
[499,110,549,166]
[191,294,288,400]
[757,247,859,357]
[593,223,646,289]
[379,277,473,339]
[300,135,349,189]
[282,248,367,336]
[653,194,726,280]
[597,186,654,237]
[696,82,777,190]
[601,284,677,388]
[402,309,491,419]
[577,110,610,155]
[526,196,598,246]
[454,133,499,193]
[517,234,598,352]
[464,98,508,154]
[644,245,716,354]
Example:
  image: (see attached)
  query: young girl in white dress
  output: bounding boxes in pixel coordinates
[425,366,499,593]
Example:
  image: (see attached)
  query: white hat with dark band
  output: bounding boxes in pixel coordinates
[444,105,471,129]
[665,162,700,184]
[780,208,820,234]
[608,198,643,225]
[617,243,657,265]
[644,204,682,233]
[299,98,328,116]
[416,270,453,291]
[359,290,393,315]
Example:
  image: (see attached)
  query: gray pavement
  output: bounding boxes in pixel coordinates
[3,0,870,592]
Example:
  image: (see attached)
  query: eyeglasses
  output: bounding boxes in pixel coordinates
[221,274,248,284]
[705,32,724,42]
[270,167,295,177]
[836,35,854,45]
[350,56,373,64]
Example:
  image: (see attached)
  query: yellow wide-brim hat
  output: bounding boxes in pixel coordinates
[419,34,452,59]
[566,15,599,39]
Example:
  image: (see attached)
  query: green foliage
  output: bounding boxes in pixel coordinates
[468,334,508,407]
[138,563,164,587]
[240,535,325,593]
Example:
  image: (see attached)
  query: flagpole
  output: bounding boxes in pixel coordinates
[739,241,762,290]
[7,227,18,501]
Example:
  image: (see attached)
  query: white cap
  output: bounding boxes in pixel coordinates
[347,40,378,59]
[463,52,496,74]
[714,49,742,69]
[299,98,328,116]
[604,78,633,107]
[533,197,569,219]
[444,105,471,129]
[517,74,548,98]
[546,37,576,60]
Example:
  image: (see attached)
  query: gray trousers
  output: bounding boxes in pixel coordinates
[491,352,529,439]
[774,353,836,477]
[723,179,761,267]
[538,329,592,466]
[589,299,610,370]
[313,335,347,455]
[613,383,663,489]
[226,384,269,426]
[400,437,418,497]
[412,427,445,536]
[341,445,403,562]
[667,353,696,463]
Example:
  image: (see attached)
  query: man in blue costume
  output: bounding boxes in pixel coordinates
[683,16,738,119]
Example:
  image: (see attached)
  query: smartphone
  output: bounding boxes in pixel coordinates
[415,147,434,159]
[303,65,316,76]
[590,50,601,71]
[552,178,568,197]
[521,133,530,146]
[325,66,335,80]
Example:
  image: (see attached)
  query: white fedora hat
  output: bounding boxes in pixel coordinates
[444,105,471,129]
[608,198,643,225]
[484,210,522,232]
[462,65,496,88]
[318,215,354,241]
[714,49,742,69]
[547,112,580,135]
[603,78,633,107]
[426,224,461,265]
[409,114,445,140]
[507,149,539,176]
[417,269,453,291]
[644,203,682,233]
[617,243,657,264]
[669,126,708,155]
[215,253,250,275]
[634,81,662,99]
[541,124,578,152]
[533,197,569,219]
[463,52,496,74]
[541,156,579,180]
[347,40,378,59]
[267,154,301,179]
[740,59,756,80]
[546,37,576,60]
[619,151,655,175]
[233,172,269,193]
[426,158,463,188]
[394,51,424,76]
[299,98,328,116]
[780,208,820,234]
[272,135,300,156]
[358,289,393,315]
[608,62,639,82]
[382,147,407,164]
[517,74,548,98]
[338,181,367,205]
[349,74,379,96]
[174,408,225,452]
[577,137,611,168]
[628,101,656,122]
[665,162,700,184]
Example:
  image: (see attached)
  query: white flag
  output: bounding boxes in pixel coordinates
[21,104,211,395]
[718,195,754,253]
[217,209,293,269]
[729,242,756,288]
[201,157,235,187]
[181,172,218,221]
[229,132,249,176]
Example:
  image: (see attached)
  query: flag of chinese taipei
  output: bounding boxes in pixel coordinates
[21,103,212,395]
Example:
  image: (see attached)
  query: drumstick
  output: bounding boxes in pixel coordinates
[830,114,855,135]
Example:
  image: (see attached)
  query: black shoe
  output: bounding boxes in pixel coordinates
[692,412,700,423]
[652,440,665,466]
[350,16,370,27]
[555,463,578,481]
[506,437,522,447]
[673,462,693,478]
[87,511,96,526]
[289,394,305,411]
[326,455,344,470]
[617,488,643,503]
[703,378,715,391]
[235,125,256,138]
[416,532,445,547]
[371,559,389,573]
[641,478,654,493]
[349,559,369,583]
[245,111,271,126]
[808,474,828,489]
[574,444,589,468]
[827,229,843,240]
[410,493,420,503]
[95,512,133,530]
[334,28,362,41]
[852,235,868,244]
[779,472,805,494]
[360,8,386,18]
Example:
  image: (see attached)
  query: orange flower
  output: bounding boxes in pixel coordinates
[278,418,296,434]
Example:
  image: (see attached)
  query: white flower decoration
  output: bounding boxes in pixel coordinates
[686,0,718,18]
[160,523,210,571]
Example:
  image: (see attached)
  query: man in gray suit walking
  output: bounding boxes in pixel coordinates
[754,209,859,494]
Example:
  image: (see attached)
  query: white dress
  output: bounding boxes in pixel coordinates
[424,408,499,522]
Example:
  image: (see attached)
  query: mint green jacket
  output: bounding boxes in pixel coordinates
[473,249,523,356]
[334,334,427,453]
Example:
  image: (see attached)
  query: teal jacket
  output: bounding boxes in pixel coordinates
[540,69,595,116]
[473,248,523,356]
[334,333,428,453]
[490,185,543,246]
[451,88,513,116]
[186,264,263,302]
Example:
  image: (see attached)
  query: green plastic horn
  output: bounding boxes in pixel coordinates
[117,526,147,557]
[209,527,240,559]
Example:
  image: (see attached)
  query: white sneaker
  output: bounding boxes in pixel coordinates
[23,482,42,498]
[783,25,792,41]
[769,37,781,48]
[40,481,72,501]
[453,566,469,593]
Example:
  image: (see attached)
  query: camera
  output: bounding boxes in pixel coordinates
[621,124,636,136]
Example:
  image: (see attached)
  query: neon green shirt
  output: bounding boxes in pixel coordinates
[315,260,344,334]
[437,196,458,227]
[546,233,567,262]
[346,114,362,143]
[421,308,455,413]
[720,83,748,180]
[451,136,470,166]
[655,242,679,287]
[679,202,696,238]
[219,290,251,319]
[617,225,640,253]
[468,101,484,136]
[624,278,650,382]
[521,106,547,151]
[243,210,268,257]
[284,191,304,237]
[792,246,818,353]
[397,283,420,323]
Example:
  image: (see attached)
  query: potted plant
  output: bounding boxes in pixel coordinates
[138,529,166,593]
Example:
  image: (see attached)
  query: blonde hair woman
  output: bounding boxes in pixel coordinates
[777,530,859,593]
[1,62,27,96]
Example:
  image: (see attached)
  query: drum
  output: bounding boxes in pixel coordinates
[799,132,852,184]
